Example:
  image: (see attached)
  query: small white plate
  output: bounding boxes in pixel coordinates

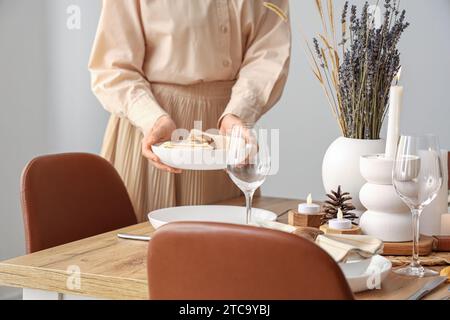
[152,143,226,170]
[148,205,277,229]
[339,255,392,293]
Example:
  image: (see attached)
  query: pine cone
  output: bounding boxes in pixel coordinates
[322,185,357,224]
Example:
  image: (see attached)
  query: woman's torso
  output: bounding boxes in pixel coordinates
[139,0,268,84]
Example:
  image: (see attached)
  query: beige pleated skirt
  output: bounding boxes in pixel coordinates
[101,81,242,222]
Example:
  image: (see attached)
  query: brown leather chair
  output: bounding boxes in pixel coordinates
[147,222,354,300]
[21,153,137,253]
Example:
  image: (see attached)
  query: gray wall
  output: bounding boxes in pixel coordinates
[260,0,450,199]
[0,1,48,299]
[45,0,106,153]
[0,0,449,299]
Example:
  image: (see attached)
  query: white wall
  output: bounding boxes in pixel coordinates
[260,0,450,199]
[0,0,47,299]
[0,0,449,299]
[45,0,106,153]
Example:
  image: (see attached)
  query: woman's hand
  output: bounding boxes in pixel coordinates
[142,115,182,174]
[219,114,244,135]
[220,114,257,164]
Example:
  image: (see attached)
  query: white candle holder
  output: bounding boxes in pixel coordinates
[359,154,412,242]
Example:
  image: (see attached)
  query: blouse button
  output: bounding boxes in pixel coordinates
[222,60,231,68]
[220,25,229,33]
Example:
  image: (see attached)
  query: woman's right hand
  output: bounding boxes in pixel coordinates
[142,115,182,174]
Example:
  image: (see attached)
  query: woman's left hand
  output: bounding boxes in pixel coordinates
[219,114,243,135]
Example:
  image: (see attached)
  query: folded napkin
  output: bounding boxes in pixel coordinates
[251,219,323,242]
[251,219,297,233]
[252,219,383,263]
[315,234,384,263]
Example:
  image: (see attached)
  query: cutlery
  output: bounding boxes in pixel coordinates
[117,233,151,242]
[407,276,447,300]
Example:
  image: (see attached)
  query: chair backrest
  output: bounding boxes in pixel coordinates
[147,222,354,300]
[21,153,137,253]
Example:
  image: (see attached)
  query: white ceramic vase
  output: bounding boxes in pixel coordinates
[322,137,386,216]
[359,155,412,242]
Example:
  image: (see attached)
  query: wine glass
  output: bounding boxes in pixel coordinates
[392,135,443,277]
[226,124,271,224]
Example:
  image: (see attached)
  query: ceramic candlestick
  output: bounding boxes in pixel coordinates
[359,154,412,242]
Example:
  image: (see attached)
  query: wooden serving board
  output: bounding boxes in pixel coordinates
[382,235,434,256]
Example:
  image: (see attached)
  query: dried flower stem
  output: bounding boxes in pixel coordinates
[303,0,409,139]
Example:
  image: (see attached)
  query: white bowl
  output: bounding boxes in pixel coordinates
[152,143,226,170]
[148,205,277,229]
[339,255,392,293]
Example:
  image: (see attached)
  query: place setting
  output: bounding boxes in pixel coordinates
[118,120,449,297]
[115,0,450,298]
[1,0,450,304]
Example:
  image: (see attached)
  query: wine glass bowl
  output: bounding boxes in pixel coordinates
[392,135,443,277]
[226,124,271,224]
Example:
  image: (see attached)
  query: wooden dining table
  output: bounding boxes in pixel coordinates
[0,196,448,300]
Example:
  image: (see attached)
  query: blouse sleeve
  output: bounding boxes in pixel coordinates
[220,0,291,125]
[88,0,168,134]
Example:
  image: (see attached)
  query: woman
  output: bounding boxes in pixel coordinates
[89,0,291,222]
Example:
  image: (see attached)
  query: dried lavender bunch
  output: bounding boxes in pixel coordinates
[304,0,409,139]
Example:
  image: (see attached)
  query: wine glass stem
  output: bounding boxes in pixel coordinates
[245,191,255,224]
[411,208,422,268]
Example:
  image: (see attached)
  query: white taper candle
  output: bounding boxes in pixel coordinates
[385,85,403,159]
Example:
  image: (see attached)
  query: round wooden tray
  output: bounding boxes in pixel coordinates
[382,235,434,256]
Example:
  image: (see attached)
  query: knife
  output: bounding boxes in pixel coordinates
[407,276,447,300]
[117,233,151,242]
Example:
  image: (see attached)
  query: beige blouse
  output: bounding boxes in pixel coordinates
[89,0,291,134]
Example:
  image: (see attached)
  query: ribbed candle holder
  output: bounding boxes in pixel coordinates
[359,154,412,242]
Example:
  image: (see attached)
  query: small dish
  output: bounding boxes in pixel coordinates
[339,255,392,293]
[152,142,226,170]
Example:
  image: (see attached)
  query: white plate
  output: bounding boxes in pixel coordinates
[339,255,392,293]
[152,143,226,170]
[148,205,277,229]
